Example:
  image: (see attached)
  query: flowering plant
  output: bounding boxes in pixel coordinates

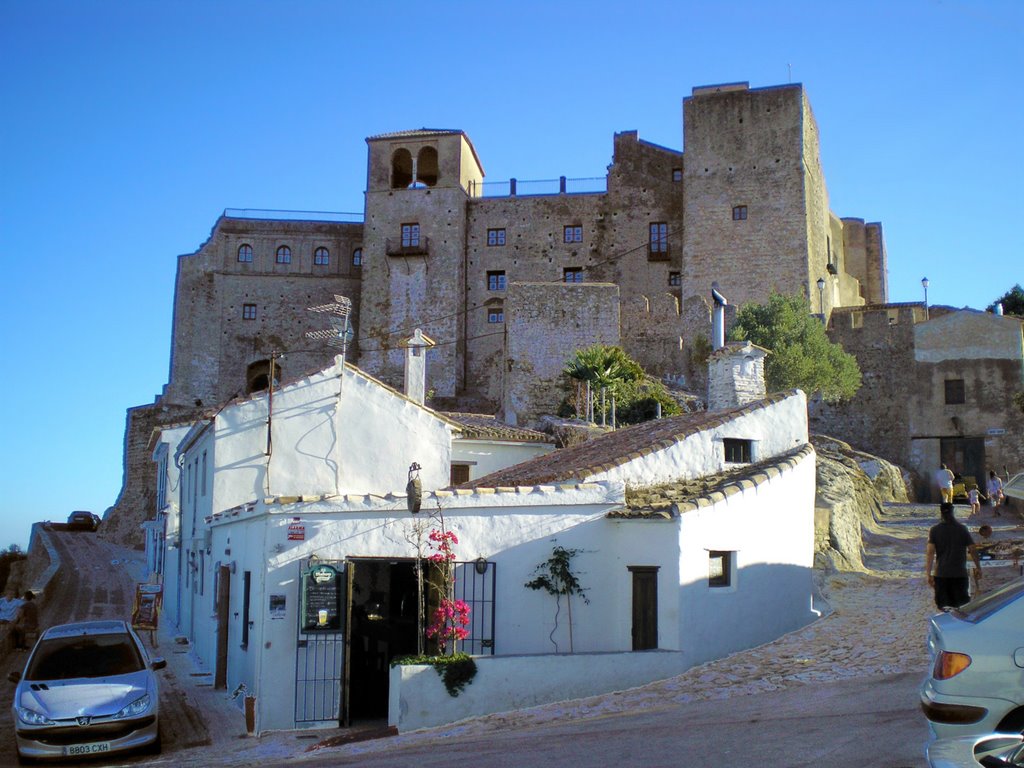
[425,526,471,654]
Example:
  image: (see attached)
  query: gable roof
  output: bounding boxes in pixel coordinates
[462,391,800,488]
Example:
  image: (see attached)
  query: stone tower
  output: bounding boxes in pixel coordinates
[359,130,484,399]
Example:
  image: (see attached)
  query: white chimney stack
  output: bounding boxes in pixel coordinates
[403,329,435,405]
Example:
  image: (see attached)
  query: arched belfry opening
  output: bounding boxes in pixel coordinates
[246,359,282,395]
[416,146,438,187]
[391,148,413,189]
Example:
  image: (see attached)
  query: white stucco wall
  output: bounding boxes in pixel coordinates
[587,391,808,488]
[451,439,554,481]
[915,311,1024,363]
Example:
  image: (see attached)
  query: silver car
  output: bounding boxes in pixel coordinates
[921,576,1024,741]
[9,620,165,762]
[928,733,1024,767]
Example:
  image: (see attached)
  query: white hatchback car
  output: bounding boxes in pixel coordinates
[9,619,165,762]
[921,576,1024,740]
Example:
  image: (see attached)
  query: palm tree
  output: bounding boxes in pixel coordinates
[563,345,643,423]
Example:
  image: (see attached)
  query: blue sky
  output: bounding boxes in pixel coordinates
[1,0,1021,550]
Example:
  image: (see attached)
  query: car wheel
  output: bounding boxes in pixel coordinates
[996,706,1024,734]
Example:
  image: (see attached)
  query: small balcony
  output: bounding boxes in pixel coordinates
[386,236,431,257]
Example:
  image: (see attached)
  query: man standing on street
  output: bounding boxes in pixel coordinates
[926,502,982,610]
[936,464,956,504]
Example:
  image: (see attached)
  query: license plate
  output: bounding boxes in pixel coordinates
[65,742,111,756]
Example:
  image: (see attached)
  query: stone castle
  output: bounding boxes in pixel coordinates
[107,80,891,546]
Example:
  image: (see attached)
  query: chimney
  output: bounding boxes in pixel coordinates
[403,329,435,404]
[707,341,768,411]
[711,282,727,350]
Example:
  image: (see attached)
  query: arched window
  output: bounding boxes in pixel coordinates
[352,248,363,267]
[246,359,283,395]
[314,247,330,266]
[276,245,291,264]
[237,244,253,263]
[391,148,413,189]
[416,146,439,187]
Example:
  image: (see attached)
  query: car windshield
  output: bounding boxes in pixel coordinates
[26,633,145,680]
[955,576,1024,623]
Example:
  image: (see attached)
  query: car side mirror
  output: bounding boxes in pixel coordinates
[151,658,167,671]
[8,671,21,683]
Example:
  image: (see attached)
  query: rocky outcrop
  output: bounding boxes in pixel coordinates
[812,434,911,571]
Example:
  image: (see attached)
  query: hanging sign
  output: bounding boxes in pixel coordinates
[300,564,343,633]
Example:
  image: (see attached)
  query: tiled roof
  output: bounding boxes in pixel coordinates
[441,413,553,443]
[610,444,814,519]
[366,128,464,140]
[462,391,799,488]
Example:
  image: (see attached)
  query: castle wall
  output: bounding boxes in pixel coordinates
[503,282,620,425]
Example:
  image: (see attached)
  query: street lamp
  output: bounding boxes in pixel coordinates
[816,277,826,323]
[922,276,930,319]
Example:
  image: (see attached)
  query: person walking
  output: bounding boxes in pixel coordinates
[967,486,985,518]
[987,470,1005,514]
[936,464,956,504]
[12,591,38,650]
[926,502,982,610]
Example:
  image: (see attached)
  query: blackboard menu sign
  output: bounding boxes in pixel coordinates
[301,564,344,632]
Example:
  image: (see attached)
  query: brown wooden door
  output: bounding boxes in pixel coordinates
[214,565,231,689]
[629,566,659,651]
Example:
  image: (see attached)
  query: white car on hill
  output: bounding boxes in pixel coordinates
[921,577,1024,741]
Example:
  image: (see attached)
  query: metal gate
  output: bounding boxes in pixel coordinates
[294,560,346,725]
[454,560,496,655]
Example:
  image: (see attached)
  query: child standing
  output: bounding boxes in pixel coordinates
[968,486,985,517]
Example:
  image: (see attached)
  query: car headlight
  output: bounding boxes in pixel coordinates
[16,706,56,726]
[114,694,152,719]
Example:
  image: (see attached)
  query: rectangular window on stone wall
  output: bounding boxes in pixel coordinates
[732,205,748,221]
[945,379,966,405]
[242,304,257,320]
[723,438,752,463]
[649,222,669,259]
[563,225,583,243]
[487,228,506,246]
[401,223,420,248]
[563,267,584,283]
[487,271,506,291]
[669,271,681,286]
[708,551,734,588]
[487,308,504,324]
[672,168,682,182]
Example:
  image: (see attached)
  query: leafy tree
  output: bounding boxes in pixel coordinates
[562,344,679,424]
[988,284,1024,317]
[728,292,862,403]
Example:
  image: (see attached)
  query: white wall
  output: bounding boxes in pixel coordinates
[452,439,554,482]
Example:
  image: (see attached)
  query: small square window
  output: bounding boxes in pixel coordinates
[669,271,681,286]
[352,248,363,267]
[237,244,253,263]
[401,223,420,248]
[276,245,291,264]
[672,168,683,182]
[708,550,733,588]
[563,225,583,243]
[487,228,506,246]
[242,304,257,320]
[945,379,966,405]
[723,438,752,463]
[487,309,504,324]
[450,464,471,485]
[487,271,506,291]
[732,205,748,221]
[314,247,330,266]
[563,267,584,283]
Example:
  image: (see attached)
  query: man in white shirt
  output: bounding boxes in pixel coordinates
[0,588,24,623]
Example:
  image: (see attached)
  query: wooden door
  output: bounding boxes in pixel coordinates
[629,566,658,651]
[214,565,230,689]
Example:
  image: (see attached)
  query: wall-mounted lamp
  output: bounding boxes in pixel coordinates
[474,557,489,575]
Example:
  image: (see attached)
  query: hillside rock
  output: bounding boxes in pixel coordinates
[812,434,911,571]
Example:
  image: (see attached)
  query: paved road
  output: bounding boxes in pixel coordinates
[1,529,211,766]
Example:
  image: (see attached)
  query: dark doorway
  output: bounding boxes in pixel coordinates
[941,437,987,497]
[214,565,230,689]
[346,559,422,722]
[629,566,659,651]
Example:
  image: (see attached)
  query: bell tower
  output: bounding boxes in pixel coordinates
[358,130,484,399]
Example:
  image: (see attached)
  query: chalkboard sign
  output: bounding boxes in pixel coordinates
[301,564,344,633]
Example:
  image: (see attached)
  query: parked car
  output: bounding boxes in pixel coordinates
[928,733,1024,767]
[921,576,1024,741]
[9,620,165,762]
[66,510,99,531]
